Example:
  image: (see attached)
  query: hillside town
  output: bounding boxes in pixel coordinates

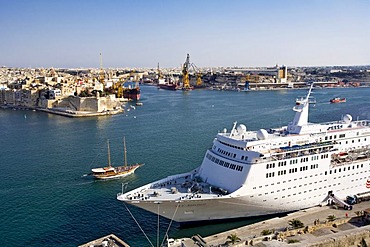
[1,65,369,116]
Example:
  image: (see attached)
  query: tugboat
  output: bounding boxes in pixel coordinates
[91,138,143,179]
[330,97,346,103]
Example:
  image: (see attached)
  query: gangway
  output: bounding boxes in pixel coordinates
[322,192,352,210]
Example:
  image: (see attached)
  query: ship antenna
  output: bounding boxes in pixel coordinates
[230,121,238,136]
[107,139,111,167]
[305,82,314,101]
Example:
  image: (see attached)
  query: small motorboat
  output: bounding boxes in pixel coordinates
[330,97,346,103]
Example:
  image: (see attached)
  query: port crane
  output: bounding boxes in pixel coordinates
[182,54,191,90]
[191,63,202,87]
[181,54,202,90]
[98,52,105,84]
[157,62,163,81]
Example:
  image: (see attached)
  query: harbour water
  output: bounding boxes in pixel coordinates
[1,85,370,246]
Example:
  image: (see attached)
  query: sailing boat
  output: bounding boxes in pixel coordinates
[91,138,143,179]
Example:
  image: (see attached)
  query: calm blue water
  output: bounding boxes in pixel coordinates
[1,85,370,246]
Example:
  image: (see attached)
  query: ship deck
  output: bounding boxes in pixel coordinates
[121,174,228,202]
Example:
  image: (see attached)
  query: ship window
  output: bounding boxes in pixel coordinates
[361,164,363,168]
[339,168,341,172]
[325,171,327,175]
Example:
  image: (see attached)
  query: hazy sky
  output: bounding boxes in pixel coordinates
[1,0,369,68]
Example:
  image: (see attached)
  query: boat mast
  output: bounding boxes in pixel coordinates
[107,139,112,167]
[123,137,128,167]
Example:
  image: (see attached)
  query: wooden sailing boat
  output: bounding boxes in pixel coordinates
[91,138,143,179]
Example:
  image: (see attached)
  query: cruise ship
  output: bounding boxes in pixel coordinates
[117,84,370,223]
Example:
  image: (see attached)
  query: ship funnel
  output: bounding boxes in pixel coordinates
[287,83,314,134]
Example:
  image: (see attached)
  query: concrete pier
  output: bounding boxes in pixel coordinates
[173,201,370,247]
[78,234,130,247]
[37,107,123,117]
[204,201,370,247]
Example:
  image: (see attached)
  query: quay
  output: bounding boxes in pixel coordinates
[172,201,370,247]
[37,107,123,117]
[78,234,130,247]
[1,105,123,117]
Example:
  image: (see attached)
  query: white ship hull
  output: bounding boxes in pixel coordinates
[118,84,370,223]
[118,157,370,222]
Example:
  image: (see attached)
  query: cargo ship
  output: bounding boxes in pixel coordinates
[123,82,140,101]
[158,78,179,91]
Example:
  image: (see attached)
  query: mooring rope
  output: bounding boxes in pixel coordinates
[123,203,155,247]
[160,202,180,247]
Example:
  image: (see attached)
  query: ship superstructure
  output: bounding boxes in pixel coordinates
[117,84,370,223]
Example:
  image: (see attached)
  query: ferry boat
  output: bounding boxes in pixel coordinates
[117,84,370,223]
[92,138,142,179]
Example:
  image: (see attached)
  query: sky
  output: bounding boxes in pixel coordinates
[0,0,369,68]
